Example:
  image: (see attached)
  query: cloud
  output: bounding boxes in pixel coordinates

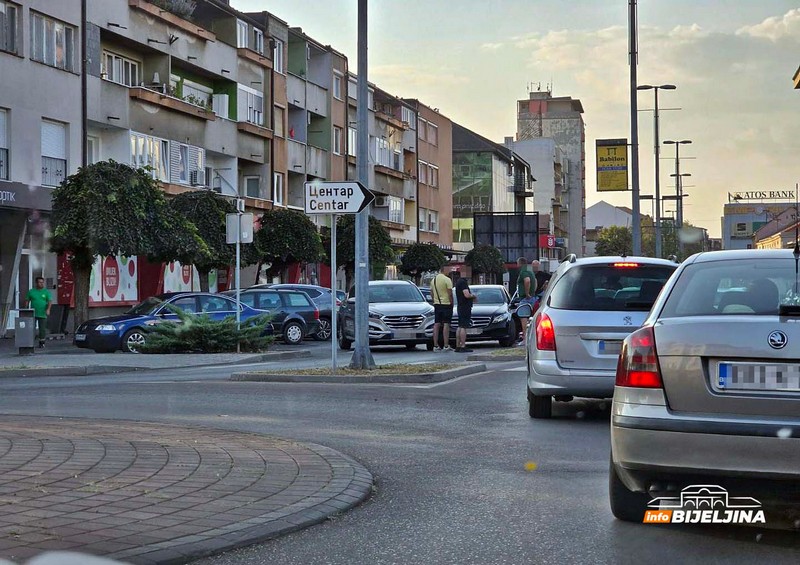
[370,64,470,93]
[480,42,504,51]
[737,8,800,42]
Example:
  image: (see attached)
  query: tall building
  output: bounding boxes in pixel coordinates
[517,90,586,256]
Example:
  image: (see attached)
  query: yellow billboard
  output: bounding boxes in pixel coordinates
[596,139,628,192]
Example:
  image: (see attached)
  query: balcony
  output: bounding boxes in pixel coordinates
[375,108,407,130]
[41,157,67,188]
[306,145,329,178]
[237,48,272,69]
[375,164,404,181]
[129,87,216,121]
[306,83,328,117]
[288,139,305,174]
[237,121,273,140]
[287,74,306,108]
[128,0,215,42]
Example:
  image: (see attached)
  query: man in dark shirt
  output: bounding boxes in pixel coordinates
[532,260,552,295]
[454,277,476,353]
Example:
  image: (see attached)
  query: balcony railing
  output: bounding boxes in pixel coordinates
[42,156,67,187]
[0,148,7,180]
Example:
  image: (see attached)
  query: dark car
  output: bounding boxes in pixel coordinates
[418,287,433,303]
[248,283,338,341]
[224,288,320,345]
[448,285,517,347]
[74,292,266,353]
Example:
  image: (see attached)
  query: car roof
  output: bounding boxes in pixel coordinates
[470,285,507,290]
[157,292,222,299]
[688,249,797,263]
[368,280,415,286]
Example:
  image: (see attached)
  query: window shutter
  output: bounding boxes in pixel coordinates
[41,121,65,159]
[237,88,247,122]
[169,140,181,183]
[189,146,202,174]
[0,110,6,148]
[212,93,229,119]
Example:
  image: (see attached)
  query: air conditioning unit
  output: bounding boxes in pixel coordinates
[374,196,389,207]
[190,169,206,187]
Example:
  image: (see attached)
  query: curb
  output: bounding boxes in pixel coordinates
[0,349,312,378]
[230,362,488,384]
[466,353,526,362]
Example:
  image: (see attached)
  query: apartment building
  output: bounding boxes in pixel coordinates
[0,0,83,334]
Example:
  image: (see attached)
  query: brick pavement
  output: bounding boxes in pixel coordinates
[0,417,372,564]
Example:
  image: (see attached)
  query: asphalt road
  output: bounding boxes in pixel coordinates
[0,341,797,564]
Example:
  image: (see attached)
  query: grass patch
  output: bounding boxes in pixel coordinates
[489,347,526,357]
[252,363,459,376]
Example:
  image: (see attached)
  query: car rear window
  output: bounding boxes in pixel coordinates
[549,263,675,311]
[660,258,800,318]
[362,284,423,303]
[285,292,312,307]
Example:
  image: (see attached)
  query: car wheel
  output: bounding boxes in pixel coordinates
[405,343,417,350]
[122,329,146,353]
[338,327,352,350]
[283,321,305,345]
[313,317,332,341]
[499,324,516,347]
[528,389,552,419]
[609,456,650,522]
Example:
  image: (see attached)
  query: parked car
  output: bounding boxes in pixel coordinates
[419,286,433,303]
[610,249,800,522]
[338,280,435,351]
[248,283,338,341]
[224,288,320,345]
[74,292,266,353]
[526,255,678,418]
[447,285,517,347]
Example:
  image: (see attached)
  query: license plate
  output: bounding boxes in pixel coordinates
[599,340,622,355]
[75,333,87,341]
[467,328,483,335]
[716,361,800,392]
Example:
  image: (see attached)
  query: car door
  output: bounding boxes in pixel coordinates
[283,291,316,327]
[254,291,287,330]
[157,296,199,321]
[198,295,238,321]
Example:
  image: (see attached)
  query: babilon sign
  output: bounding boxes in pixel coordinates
[596,139,628,192]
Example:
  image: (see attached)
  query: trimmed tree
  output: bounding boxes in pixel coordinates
[465,244,505,284]
[400,242,447,285]
[595,225,633,256]
[335,215,395,290]
[253,208,325,281]
[50,160,206,330]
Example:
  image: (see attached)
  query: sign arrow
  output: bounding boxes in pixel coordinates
[304,181,375,215]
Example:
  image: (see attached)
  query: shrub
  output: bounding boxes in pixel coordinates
[149,0,197,19]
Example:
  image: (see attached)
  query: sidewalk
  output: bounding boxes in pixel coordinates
[0,416,372,564]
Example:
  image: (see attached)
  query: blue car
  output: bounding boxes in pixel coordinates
[74,292,266,353]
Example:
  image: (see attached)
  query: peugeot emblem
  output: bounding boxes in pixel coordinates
[768,330,788,349]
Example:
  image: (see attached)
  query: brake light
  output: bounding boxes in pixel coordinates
[615,326,662,388]
[314,308,320,320]
[535,312,556,351]
[611,262,640,268]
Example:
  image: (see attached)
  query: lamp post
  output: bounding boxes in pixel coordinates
[664,139,692,256]
[637,84,675,258]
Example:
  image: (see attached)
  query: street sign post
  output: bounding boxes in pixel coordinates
[304,181,375,375]
[226,205,253,353]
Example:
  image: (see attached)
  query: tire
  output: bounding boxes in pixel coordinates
[528,389,552,419]
[609,457,650,522]
[313,317,332,341]
[338,327,352,351]
[282,321,305,345]
[426,341,435,351]
[121,329,146,353]
[405,343,417,351]
[499,324,516,347]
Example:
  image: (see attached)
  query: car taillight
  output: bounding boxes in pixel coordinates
[611,262,640,268]
[615,326,663,388]
[314,308,320,320]
[336,299,342,307]
[535,312,556,351]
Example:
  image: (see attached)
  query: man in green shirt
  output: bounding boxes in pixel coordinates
[25,277,51,347]
[516,257,537,346]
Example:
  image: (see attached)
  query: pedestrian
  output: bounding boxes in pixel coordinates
[454,276,476,353]
[516,257,538,346]
[532,260,552,295]
[25,276,51,348]
[429,268,453,352]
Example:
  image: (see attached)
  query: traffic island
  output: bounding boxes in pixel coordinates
[230,362,488,384]
[467,348,526,362]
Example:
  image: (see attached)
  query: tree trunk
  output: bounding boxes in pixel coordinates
[198,269,210,292]
[72,264,91,332]
[344,267,354,293]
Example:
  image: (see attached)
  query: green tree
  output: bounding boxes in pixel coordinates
[399,243,447,285]
[171,190,256,292]
[335,215,395,290]
[595,225,633,256]
[50,161,205,330]
[465,244,506,284]
[254,208,325,280]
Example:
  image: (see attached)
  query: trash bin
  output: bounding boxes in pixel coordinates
[15,308,36,355]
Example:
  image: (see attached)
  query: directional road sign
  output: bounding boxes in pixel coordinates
[304,181,375,215]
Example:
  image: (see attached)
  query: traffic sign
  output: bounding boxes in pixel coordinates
[304,181,374,215]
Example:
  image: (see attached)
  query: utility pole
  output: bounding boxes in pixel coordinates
[664,139,692,256]
[628,0,642,255]
[350,0,375,369]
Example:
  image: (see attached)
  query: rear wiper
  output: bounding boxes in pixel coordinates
[779,304,800,316]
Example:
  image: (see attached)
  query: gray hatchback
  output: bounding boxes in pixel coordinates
[526,255,677,418]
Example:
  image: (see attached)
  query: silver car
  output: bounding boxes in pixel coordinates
[338,280,435,351]
[526,255,677,418]
[610,249,800,522]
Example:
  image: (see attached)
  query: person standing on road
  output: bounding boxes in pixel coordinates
[25,276,51,348]
[454,276,476,353]
[516,258,537,346]
[532,260,551,296]
[430,268,453,352]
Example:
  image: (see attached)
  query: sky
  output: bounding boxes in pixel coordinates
[232,0,800,238]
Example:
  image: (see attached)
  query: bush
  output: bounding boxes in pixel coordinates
[149,0,197,19]
[140,307,273,354]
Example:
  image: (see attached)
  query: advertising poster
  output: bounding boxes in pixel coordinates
[88,255,138,306]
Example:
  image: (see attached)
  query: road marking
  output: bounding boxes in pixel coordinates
[502,364,526,372]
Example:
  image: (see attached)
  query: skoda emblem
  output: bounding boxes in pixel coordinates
[768,330,788,349]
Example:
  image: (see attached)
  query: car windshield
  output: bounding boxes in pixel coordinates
[126,297,162,315]
[549,264,675,311]
[660,258,800,317]
[368,284,424,303]
[469,287,507,304]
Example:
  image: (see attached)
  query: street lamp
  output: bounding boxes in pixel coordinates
[664,140,692,253]
[637,84,676,258]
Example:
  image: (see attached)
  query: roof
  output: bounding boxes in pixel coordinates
[452,123,533,173]
[691,248,800,263]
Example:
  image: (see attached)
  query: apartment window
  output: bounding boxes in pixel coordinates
[130,132,169,181]
[212,93,229,119]
[178,145,189,183]
[418,118,427,142]
[418,160,428,185]
[388,196,403,224]
[237,85,264,126]
[31,12,76,72]
[375,137,392,168]
[236,20,248,49]
[273,172,284,205]
[333,73,343,100]
[244,175,259,198]
[418,207,427,232]
[253,28,264,54]
[428,210,439,233]
[273,38,284,74]
[102,51,139,87]
[333,126,342,155]
[86,135,99,165]
[347,127,357,157]
[182,79,212,109]
[0,1,18,54]
[429,164,439,188]
[0,108,7,180]
[427,123,438,146]
[274,106,285,137]
[401,106,416,129]
[41,120,67,187]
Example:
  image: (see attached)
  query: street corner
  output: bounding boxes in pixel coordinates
[0,416,373,564]
[228,362,488,384]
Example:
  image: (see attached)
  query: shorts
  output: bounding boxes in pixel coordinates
[516,296,537,318]
[457,308,473,329]
[434,304,453,324]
